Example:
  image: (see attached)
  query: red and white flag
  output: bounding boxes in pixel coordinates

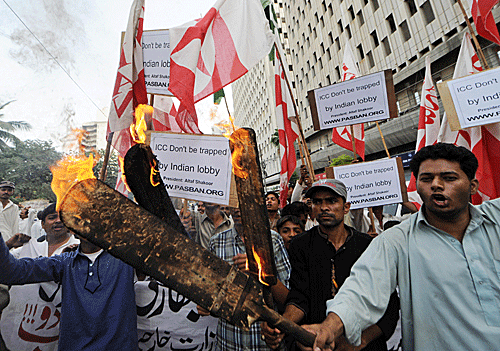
[438,33,500,203]
[152,97,183,133]
[107,0,147,136]
[471,0,500,46]
[275,48,299,207]
[331,41,365,159]
[169,0,274,130]
[407,56,440,209]
[106,0,147,196]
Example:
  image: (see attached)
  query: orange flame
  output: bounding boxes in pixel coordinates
[214,115,250,179]
[51,129,100,210]
[252,246,270,286]
[150,159,160,187]
[50,154,97,211]
[118,156,131,192]
[229,128,250,179]
[130,104,154,144]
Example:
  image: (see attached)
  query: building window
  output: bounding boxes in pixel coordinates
[338,19,344,32]
[348,6,355,21]
[405,0,417,16]
[386,14,397,33]
[328,32,334,45]
[371,0,379,11]
[326,47,331,60]
[346,24,352,38]
[371,30,379,47]
[336,37,341,50]
[382,37,391,55]
[357,44,365,60]
[367,51,375,68]
[421,1,436,24]
[335,66,341,81]
[400,20,411,41]
[358,10,365,26]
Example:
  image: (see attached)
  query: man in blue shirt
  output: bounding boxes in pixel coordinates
[0,208,137,351]
[306,143,500,351]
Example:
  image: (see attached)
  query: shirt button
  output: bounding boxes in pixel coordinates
[89,272,93,276]
[478,281,483,285]
[451,239,456,243]
[89,263,93,267]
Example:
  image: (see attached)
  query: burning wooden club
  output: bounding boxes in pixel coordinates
[229,128,277,309]
[58,178,315,346]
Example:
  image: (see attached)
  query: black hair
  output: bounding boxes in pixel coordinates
[281,202,308,217]
[276,215,304,233]
[39,203,57,223]
[265,191,280,203]
[409,143,478,180]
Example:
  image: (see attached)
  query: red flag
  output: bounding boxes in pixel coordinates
[169,0,274,131]
[331,41,365,159]
[438,33,500,203]
[106,0,147,196]
[407,56,440,209]
[471,0,500,45]
[107,0,147,136]
[275,49,299,207]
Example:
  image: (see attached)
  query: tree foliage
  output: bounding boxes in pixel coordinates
[0,140,62,202]
[270,128,279,147]
[92,149,119,189]
[329,154,355,167]
[0,101,32,151]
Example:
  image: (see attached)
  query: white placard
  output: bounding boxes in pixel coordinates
[333,158,402,209]
[150,133,232,205]
[142,30,173,96]
[447,66,500,128]
[314,71,391,129]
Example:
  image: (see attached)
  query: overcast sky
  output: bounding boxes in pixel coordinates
[0,0,232,148]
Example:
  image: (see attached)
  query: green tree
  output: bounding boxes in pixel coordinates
[0,139,62,202]
[271,128,279,147]
[92,149,119,189]
[329,154,355,167]
[0,101,32,150]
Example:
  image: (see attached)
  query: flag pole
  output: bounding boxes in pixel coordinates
[99,132,114,181]
[349,125,357,159]
[376,122,391,158]
[457,0,490,69]
[274,42,315,178]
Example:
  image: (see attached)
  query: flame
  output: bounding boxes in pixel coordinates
[150,158,160,187]
[229,128,250,179]
[130,104,154,143]
[51,129,100,210]
[252,246,270,286]
[51,153,97,211]
[118,156,131,192]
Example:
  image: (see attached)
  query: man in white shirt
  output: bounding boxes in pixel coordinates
[0,181,20,242]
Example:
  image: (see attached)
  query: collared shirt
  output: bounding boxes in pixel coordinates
[286,226,398,351]
[327,198,500,350]
[195,211,233,249]
[0,237,137,351]
[209,228,291,351]
[0,200,19,241]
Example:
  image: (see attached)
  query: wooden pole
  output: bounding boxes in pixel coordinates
[349,125,357,159]
[457,0,490,69]
[274,42,315,178]
[376,122,391,158]
[99,132,114,181]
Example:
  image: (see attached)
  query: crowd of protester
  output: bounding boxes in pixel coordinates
[0,143,499,350]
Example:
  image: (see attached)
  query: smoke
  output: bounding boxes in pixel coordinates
[49,102,78,150]
[8,0,85,72]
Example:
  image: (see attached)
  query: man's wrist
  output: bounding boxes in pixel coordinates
[323,312,345,341]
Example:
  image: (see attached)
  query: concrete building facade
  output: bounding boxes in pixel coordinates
[232,0,500,186]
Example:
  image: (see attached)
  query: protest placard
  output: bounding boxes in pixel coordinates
[148,132,233,205]
[308,70,398,130]
[437,66,500,130]
[330,158,407,209]
[142,29,172,96]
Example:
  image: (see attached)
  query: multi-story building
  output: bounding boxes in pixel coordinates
[81,121,108,152]
[233,0,500,186]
